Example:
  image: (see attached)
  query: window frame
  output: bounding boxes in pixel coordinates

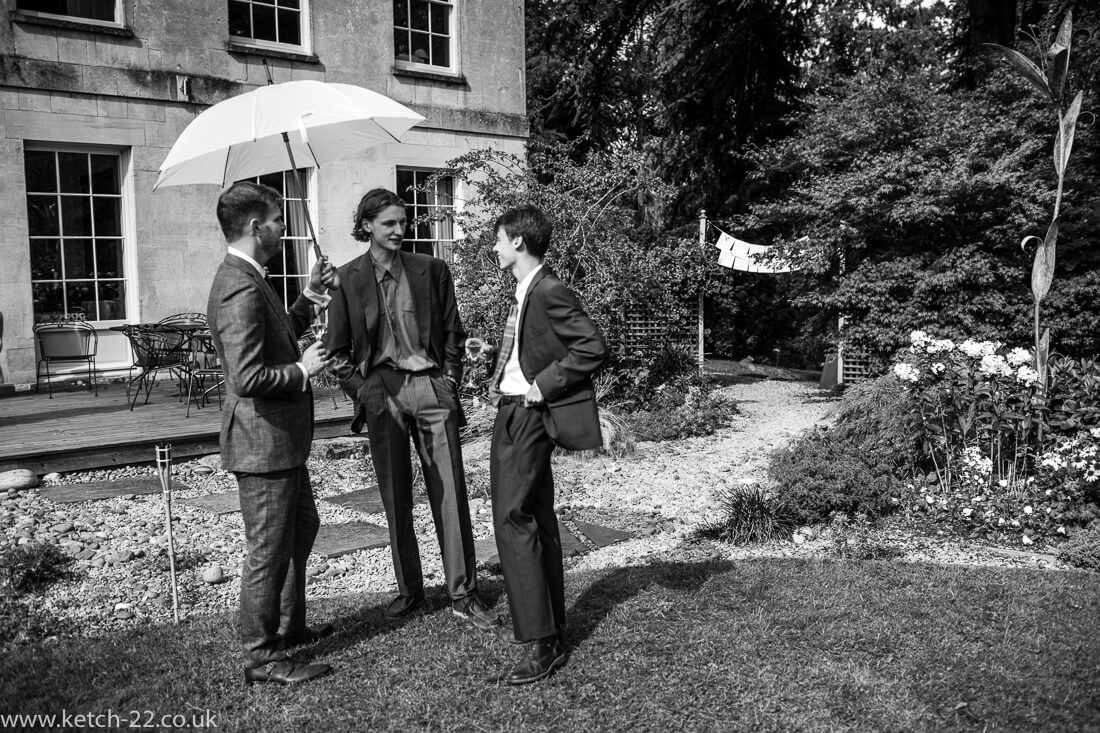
[227,0,313,56]
[240,168,317,310]
[23,144,136,327]
[14,0,125,30]
[396,166,457,263]
[393,0,460,76]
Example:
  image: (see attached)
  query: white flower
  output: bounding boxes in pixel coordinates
[931,362,946,374]
[1015,366,1040,386]
[1023,505,1033,514]
[792,532,806,545]
[926,338,955,354]
[962,507,973,517]
[910,330,931,348]
[1058,526,1067,535]
[959,339,985,358]
[978,354,1012,377]
[1007,347,1032,367]
[893,363,920,383]
[1021,534,1034,545]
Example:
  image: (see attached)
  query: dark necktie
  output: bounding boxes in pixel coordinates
[490,297,520,392]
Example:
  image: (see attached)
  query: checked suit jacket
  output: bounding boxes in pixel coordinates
[326,250,466,431]
[207,255,316,474]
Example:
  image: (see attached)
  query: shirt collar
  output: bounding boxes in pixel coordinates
[227,246,267,279]
[514,264,542,303]
[372,250,404,282]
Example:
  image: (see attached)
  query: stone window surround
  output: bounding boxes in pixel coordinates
[393,0,460,77]
[11,8,134,37]
[228,0,313,58]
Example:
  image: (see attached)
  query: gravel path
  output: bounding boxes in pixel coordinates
[0,380,1074,639]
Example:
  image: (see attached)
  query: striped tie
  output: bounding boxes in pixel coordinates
[490,297,519,397]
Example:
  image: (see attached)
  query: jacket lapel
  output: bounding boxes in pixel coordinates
[401,251,432,338]
[351,253,380,332]
[517,267,549,339]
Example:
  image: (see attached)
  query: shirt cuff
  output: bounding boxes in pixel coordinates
[303,286,331,307]
[295,362,311,391]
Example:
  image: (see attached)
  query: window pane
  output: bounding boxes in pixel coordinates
[97,239,124,277]
[96,281,126,320]
[92,198,121,236]
[69,282,96,318]
[32,282,65,322]
[411,32,430,64]
[252,3,277,41]
[394,0,409,26]
[394,28,411,60]
[24,151,57,193]
[429,3,448,34]
[58,153,90,193]
[228,0,251,36]
[280,0,300,8]
[19,0,114,21]
[430,35,449,67]
[90,154,120,194]
[30,239,62,280]
[396,169,415,200]
[257,171,283,193]
[410,1,429,31]
[61,197,92,236]
[27,196,60,236]
[277,8,300,45]
[64,239,96,279]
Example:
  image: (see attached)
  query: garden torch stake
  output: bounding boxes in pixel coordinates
[155,443,181,625]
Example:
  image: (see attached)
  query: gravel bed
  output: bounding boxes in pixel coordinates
[0,380,1076,640]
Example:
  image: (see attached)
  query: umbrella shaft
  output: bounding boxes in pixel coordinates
[279,131,322,258]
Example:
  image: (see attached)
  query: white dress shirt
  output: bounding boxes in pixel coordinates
[499,264,543,396]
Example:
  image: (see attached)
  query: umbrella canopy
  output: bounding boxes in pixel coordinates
[154,80,425,190]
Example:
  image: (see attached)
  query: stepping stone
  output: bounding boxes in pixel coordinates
[0,469,39,491]
[325,487,386,514]
[40,476,175,503]
[324,486,427,514]
[179,491,241,515]
[312,521,390,558]
[475,524,585,564]
[572,520,633,548]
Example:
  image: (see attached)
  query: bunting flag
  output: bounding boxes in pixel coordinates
[714,232,800,273]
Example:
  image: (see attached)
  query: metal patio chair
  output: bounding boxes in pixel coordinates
[117,324,193,410]
[33,319,99,398]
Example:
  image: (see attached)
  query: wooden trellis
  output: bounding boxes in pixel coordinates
[619,299,702,364]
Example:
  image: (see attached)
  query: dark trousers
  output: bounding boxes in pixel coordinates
[236,465,319,666]
[491,402,565,641]
[363,369,477,599]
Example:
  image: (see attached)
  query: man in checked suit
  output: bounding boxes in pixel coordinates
[207,181,339,685]
[326,188,496,629]
[486,204,607,684]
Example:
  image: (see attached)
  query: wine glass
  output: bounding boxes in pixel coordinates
[465,328,484,359]
[310,308,328,343]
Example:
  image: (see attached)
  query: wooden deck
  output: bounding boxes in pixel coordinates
[0,378,356,474]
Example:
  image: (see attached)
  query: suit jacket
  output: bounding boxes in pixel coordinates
[207,255,315,473]
[327,250,466,430]
[511,268,607,451]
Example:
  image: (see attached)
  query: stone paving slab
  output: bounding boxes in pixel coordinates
[572,520,633,548]
[323,486,428,515]
[40,476,179,503]
[178,491,241,515]
[474,524,585,565]
[313,521,391,558]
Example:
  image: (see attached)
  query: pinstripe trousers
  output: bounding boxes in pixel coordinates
[361,368,478,600]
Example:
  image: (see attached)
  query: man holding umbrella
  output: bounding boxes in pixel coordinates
[208,181,339,685]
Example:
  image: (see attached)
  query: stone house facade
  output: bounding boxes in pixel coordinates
[0,0,527,386]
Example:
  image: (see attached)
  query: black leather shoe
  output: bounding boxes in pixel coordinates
[283,623,335,648]
[451,595,499,631]
[383,590,425,618]
[244,658,332,685]
[505,635,567,685]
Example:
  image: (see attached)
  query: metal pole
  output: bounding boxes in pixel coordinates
[155,443,181,625]
[261,60,323,260]
[697,209,707,371]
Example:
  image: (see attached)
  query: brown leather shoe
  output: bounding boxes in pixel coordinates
[383,590,425,618]
[244,658,332,685]
[283,623,335,648]
[505,635,567,685]
[451,595,499,631]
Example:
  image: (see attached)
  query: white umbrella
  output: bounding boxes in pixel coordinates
[154,79,425,255]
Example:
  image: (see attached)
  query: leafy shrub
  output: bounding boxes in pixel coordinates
[1058,524,1100,571]
[766,376,914,524]
[769,427,901,524]
[0,542,75,593]
[626,386,737,442]
[697,484,798,545]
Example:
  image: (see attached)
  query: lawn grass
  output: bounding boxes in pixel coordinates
[2,554,1098,732]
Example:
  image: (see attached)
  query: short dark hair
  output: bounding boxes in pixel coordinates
[216,181,281,241]
[494,205,552,259]
[352,188,406,242]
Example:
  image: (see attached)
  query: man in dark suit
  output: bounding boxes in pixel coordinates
[486,204,607,684]
[207,181,338,685]
[326,188,496,629]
